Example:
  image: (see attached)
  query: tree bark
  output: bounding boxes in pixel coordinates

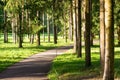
[69,0,73,41]
[47,14,50,42]
[103,0,114,79]
[77,0,82,57]
[100,0,105,73]
[53,0,57,44]
[36,11,40,46]
[18,12,23,48]
[30,34,34,44]
[73,0,78,53]
[53,23,57,44]
[42,13,45,42]
[4,0,8,43]
[85,0,91,67]
[12,16,17,44]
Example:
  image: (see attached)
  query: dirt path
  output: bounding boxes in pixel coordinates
[0,46,73,80]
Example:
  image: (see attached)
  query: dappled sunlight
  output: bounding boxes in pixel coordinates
[48,45,120,79]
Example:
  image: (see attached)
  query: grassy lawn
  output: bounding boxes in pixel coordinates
[0,35,73,72]
[48,44,120,80]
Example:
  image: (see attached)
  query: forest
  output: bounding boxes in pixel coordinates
[0,0,119,80]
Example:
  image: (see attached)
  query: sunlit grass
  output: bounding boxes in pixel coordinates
[48,44,120,80]
[0,34,73,72]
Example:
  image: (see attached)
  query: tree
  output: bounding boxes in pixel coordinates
[84,0,91,67]
[103,0,114,79]
[47,14,50,42]
[3,0,8,43]
[77,0,82,57]
[36,11,40,46]
[73,0,77,53]
[42,12,45,42]
[69,0,73,41]
[53,0,57,44]
[5,0,24,48]
[100,0,105,72]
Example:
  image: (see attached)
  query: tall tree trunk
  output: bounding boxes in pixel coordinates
[12,16,17,44]
[64,24,67,43]
[69,0,73,41]
[53,23,57,44]
[47,14,50,42]
[4,0,8,43]
[77,0,82,57]
[100,0,105,73]
[42,13,45,42]
[53,0,57,44]
[36,11,40,46]
[85,0,91,67]
[73,0,77,53]
[18,12,23,48]
[36,31,40,46]
[103,0,114,79]
[30,34,34,44]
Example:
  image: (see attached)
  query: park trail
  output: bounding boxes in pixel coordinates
[0,46,73,80]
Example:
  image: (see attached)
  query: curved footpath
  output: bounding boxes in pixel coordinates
[0,46,73,80]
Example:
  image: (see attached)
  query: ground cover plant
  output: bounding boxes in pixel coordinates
[48,45,120,80]
[0,35,72,72]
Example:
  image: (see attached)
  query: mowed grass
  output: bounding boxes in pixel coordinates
[0,35,73,72]
[48,44,120,80]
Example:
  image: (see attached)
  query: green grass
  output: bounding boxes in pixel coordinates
[0,35,73,72]
[48,45,120,80]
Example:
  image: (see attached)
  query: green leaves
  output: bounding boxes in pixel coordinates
[30,17,45,34]
[5,0,23,13]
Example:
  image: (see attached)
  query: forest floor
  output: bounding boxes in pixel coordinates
[0,45,73,80]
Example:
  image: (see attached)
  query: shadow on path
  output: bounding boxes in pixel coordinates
[0,46,73,80]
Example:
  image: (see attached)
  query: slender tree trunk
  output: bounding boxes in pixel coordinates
[47,14,50,42]
[85,0,91,67]
[73,0,77,53]
[100,0,105,73]
[77,0,82,57]
[69,0,73,41]
[4,0,8,43]
[103,0,114,79]
[30,34,34,44]
[53,23,57,44]
[64,24,67,43]
[36,31,40,46]
[11,16,17,44]
[21,9,24,43]
[15,16,18,43]
[71,0,73,41]
[42,13,45,42]
[36,11,40,46]
[18,12,23,48]
[53,0,57,44]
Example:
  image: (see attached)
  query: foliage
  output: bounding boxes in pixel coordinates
[114,0,120,27]
[0,6,4,30]
[0,35,73,72]
[91,0,99,35]
[30,17,45,34]
[48,45,120,79]
[4,0,23,13]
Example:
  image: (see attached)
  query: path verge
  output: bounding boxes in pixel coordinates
[0,46,73,80]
